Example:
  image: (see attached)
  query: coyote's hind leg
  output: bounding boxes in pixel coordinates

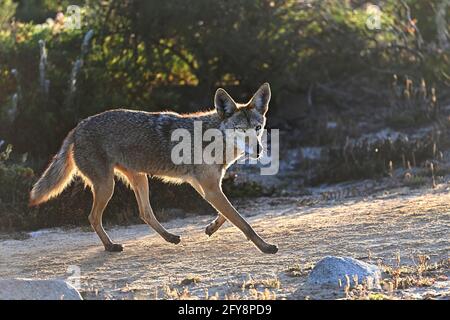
[119,168,181,244]
[88,175,123,252]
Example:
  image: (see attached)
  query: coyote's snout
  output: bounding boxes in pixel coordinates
[30,83,278,254]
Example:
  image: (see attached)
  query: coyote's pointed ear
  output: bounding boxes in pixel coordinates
[215,88,237,119]
[249,83,271,115]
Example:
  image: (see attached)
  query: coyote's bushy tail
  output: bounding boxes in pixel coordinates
[29,130,76,206]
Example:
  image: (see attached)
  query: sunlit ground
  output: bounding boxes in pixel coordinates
[1,182,448,300]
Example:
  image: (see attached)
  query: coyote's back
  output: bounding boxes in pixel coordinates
[30,108,220,205]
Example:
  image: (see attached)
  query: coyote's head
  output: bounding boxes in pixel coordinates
[215,83,271,160]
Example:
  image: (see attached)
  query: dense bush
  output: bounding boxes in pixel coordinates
[1,0,448,157]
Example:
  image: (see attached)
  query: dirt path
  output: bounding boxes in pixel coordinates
[1,186,449,299]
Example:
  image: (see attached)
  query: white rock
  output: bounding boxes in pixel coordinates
[307,256,381,289]
[0,279,82,300]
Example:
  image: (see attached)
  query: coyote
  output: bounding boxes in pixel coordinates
[29,83,278,254]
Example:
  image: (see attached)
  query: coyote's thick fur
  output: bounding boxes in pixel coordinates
[30,83,278,254]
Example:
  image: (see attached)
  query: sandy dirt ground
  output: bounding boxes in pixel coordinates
[0,185,449,300]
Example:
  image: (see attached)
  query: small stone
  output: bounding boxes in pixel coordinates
[0,279,82,300]
[307,256,381,289]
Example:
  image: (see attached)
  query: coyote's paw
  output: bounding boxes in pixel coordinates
[205,222,220,237]
[105,243,123,252]
[165,234,181,245]
[261,244,278,254]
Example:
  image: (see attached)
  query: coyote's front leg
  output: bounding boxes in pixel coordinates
[195,178,278,254]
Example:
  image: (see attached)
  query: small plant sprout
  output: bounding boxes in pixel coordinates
[417,254,430,275]
[430,162,437,188]
[395,252,401,269]
[366,276,374,290]
[352,275,359,289]
[388,160,393,177]
[38,39,49,95]
[344,274,351,298]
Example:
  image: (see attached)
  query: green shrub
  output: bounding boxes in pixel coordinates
[1,1,448,160]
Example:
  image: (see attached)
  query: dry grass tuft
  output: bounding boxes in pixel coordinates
[345,254,449,300]
[180,275,201,286]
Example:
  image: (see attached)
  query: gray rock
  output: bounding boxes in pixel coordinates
[307,256,381,289]
[0,279,82,300]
